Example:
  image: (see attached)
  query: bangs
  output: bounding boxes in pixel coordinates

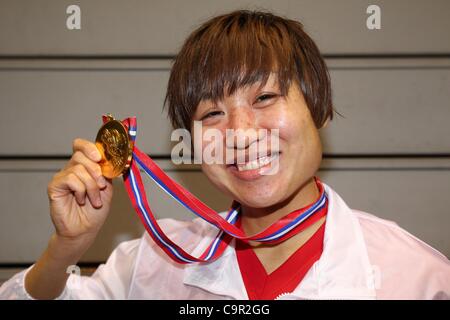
[165,10,334,130]
[191,14,295,103]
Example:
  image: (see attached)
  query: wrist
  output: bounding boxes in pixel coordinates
[47,233,94,265]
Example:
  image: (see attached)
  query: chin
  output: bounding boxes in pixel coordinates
[231,183,286,208]
[237,196,280,209]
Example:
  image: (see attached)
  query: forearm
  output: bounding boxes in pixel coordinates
[24,233,94,299]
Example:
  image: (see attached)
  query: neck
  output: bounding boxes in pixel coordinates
[238,176,324,274]
[240,176,320,237]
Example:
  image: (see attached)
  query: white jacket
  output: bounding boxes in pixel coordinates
[1,183,449,300]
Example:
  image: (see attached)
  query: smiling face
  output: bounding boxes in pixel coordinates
[192,75,323,208]
[166,10,334,210]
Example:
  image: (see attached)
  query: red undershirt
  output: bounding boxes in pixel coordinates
[235,180,328,300]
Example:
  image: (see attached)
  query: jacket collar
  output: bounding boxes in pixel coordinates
[183,183,377,300]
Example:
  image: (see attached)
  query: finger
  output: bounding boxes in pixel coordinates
[72,138,102,163]
[54,172,87,206]
[70,164,103,208]
[68,151,106,189]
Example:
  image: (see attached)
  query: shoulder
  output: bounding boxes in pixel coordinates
[139,216,216,252]
[352,209,450,299]
[353,209,448,262]
[101,217,211,276]
[126,217,216,299]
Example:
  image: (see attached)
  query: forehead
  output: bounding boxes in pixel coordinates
[185,22,297,107]
[193,74,281,114]
[202,73,281,101]
[194,76,304,118]
[164,12,324,131]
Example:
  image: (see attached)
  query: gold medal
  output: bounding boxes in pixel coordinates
[95,114,133,179]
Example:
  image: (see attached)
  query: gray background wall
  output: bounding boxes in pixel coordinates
[0,0,449,279]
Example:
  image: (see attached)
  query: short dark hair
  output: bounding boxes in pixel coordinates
[165,10,334,130]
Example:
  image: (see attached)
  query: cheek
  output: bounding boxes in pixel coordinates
[200,163,217,187]
[257,105,304,144]
[258,105,321,170]
[200,162,233,196]
[192,126,225,162]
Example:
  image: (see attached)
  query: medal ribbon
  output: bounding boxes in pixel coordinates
[110,116,328,264]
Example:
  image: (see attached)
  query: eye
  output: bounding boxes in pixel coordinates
[254,93,278,104]
[200,110,225,121]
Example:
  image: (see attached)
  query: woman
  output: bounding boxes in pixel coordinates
[1,10,449,300]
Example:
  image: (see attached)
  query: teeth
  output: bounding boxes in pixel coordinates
[236,154,278,172]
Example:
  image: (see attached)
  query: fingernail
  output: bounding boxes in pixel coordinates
[91,150,101,161]
[98,176,106,187]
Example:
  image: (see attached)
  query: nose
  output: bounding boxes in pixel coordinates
[225,108,260,149]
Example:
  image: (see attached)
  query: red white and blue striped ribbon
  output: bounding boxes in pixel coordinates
[111,116,328,264]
